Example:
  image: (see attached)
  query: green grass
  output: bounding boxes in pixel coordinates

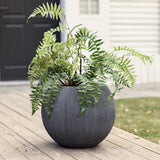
[114,97,160,144]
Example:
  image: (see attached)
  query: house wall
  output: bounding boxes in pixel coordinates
[110,0,160,83]
[65,0,160,84]
[65,0,110,47]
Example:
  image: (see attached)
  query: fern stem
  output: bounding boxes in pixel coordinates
[77,44,82,75]
[68,24,82,37]
[80,58,82,75]
[62,14,70,31]
[58,79,65,85]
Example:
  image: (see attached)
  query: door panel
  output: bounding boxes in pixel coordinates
[6,0,25,14]
[5,24,25,66]
[0,0,60,80]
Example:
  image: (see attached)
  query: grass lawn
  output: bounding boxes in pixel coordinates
[114,97,160,144]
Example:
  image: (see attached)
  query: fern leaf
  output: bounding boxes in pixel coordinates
[27,2,64,22]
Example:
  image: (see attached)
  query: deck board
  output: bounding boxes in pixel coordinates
[0,137,28,160]
[0,90,160,160]
[0,123,53,160]
[107,134,160,160]
[112,127,160,154]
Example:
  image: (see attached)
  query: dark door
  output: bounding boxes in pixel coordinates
[0,0,60,81]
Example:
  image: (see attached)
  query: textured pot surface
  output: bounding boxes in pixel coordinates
[42,86,116,148]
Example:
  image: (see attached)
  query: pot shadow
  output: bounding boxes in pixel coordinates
[36,140,100,151]
[31,140,104,159]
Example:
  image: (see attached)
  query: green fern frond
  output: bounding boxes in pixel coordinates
[30,73,61,117]
[75,27,104,56]
[77,77,103,116]
[114,46,153,64]
[104,52,136,88]
[119,56,136,88]
[27,2,64,22]
[105,86,124,105]
[27,1,153,117]
[42,79,61,118]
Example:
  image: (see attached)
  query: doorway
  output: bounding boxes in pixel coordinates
[0,0,60,81]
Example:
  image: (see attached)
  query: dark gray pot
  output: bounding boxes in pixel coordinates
[41,86,116,148]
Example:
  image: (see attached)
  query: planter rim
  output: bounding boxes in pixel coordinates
[60,85,106,88]
[61,86,77,88]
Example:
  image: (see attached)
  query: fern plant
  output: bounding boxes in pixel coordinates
[28,2,153,118]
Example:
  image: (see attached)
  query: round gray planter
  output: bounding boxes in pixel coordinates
[41,86,116,148]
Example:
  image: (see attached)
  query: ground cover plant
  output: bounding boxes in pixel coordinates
[115,97,160,144]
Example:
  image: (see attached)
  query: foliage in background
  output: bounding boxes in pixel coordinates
[28,2,152,117]
[115,97,160,144]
